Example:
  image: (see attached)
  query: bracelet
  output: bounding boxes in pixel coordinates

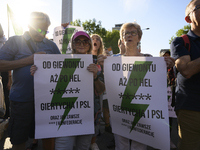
[94,76,99,81]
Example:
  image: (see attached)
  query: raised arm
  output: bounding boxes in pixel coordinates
[97,54,107,69]
[164,56,175,69]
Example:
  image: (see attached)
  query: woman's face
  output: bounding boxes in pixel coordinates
[92,35,101,51]
[123,27,140,49]
[73,35,91,54]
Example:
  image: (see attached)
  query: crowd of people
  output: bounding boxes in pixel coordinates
[0,0,200,149]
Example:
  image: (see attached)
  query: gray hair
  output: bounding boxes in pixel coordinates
[29,12,51,27]
[120,22,142,40]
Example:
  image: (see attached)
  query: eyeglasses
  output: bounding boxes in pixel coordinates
[36,28,49,35]
[74,39,90,46]
[188,5,200,16]
[123,30,138,37]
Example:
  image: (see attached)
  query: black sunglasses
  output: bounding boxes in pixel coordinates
[73,39,90,46]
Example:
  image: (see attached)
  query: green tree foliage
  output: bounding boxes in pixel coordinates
[71,19,82,27]
[82,19,107,40]
[104,30,120,54]
[169,24,191,44]
[71,19,107,39]
[71,19,120,54]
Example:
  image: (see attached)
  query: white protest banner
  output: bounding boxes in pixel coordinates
[53,25,84,54]
[104,57,170,150]
[167,86,176,118]
[34,54,94,139]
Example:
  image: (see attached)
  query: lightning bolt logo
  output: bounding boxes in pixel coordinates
[121,61,152,132]
[62,28,75,54]
[51,58,80,129]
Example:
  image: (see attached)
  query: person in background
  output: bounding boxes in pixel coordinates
[103,48,111,56]
[0,12,60,150]
[118,39,126,55]
[160,49,171,57]
[159,49,177,149]
[0,24,11,120]
[102,38,127,150]
[0,24,6,48]
[114,39,126,56]
[0,26,11,119]
[91,34,104,56]
[171,0,200,149]
[0,23,11,150]
[90,33,104,150]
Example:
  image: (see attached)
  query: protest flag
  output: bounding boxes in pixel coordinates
[7,4,23,36]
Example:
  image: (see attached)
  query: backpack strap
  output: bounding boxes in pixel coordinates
[171,35,190,107]
[23,36,35,54]
[181,34,190,52]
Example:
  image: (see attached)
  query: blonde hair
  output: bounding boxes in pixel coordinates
[118,39,122,46]
[120,22,142,40]
[71,32,93,54]
[91,34,104,56]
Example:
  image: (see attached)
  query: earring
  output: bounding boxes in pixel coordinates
[185,16,191,23]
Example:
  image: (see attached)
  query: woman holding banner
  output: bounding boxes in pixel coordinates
[97,22,175,150]
[30,30,105,150]
[54,31,105,150]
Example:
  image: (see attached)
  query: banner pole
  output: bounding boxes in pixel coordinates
[7,4,10,39]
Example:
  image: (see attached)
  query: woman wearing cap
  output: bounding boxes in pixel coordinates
[30,31,105,150]
[54,31,105,150]
[97,22,175,150]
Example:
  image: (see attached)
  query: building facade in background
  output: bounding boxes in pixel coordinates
[112,24,123,31]
[62,0,73,24]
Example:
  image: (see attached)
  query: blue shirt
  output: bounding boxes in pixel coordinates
[0,31,61,102]
[171,30,200,111]
[112,53,121,57]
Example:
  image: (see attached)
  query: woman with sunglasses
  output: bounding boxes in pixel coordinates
[54,31,105,150]
[30,31,105,150]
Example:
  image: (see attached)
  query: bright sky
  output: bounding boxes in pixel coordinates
[0,0,190,56]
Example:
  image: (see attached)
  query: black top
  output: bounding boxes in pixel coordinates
[171,30,200,111]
